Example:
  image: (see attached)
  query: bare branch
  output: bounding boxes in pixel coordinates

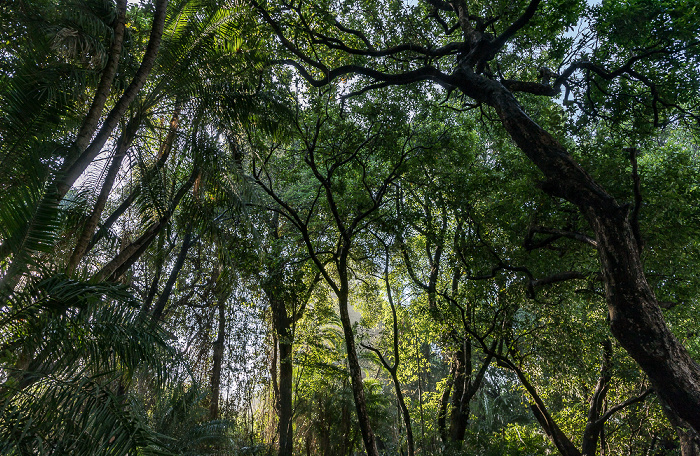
[595,388,654,426]
[491,0,541,54]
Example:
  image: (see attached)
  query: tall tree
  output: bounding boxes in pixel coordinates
[250,89,429,456]
[249,0,700,431]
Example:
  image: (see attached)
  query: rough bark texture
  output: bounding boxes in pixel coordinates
[448,342,469,442]
[480,79,700,432]
[269,292,293,456]
[252,1,700,430]
[663,402,700,456]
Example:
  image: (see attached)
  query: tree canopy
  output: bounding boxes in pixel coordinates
[1,0,699,455]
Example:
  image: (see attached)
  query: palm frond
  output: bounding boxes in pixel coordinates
[0,373,173,456]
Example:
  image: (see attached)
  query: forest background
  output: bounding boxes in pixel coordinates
[1,0,700,455]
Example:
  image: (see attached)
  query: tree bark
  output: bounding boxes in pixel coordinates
[449,341,468,442]
[481,79,700,432]
[268,291,294,456]
[663,402,700,456]
[251,5,700,429]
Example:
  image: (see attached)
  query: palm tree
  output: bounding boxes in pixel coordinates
[0,0,281,453]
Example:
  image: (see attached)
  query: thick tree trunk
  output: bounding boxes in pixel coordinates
[469,75,700,432]
[449,342,469,442]
[663,402,700,456]
[447,338,493,444]
[270,294,294,456]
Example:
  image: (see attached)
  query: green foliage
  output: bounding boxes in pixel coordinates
[2,0,700,454]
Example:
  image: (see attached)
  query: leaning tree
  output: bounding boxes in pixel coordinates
[248,0,700,446]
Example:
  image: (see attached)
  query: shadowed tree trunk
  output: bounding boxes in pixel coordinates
[271,294,293,456]
[663,403,700,456]
[210,292,226,420]
[249,0,700,430]
[438,359,456,444]
[151,228,193,320]
[448,341,468,442]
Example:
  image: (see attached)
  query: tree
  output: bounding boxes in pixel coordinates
[249,0,700,432]
[249,88,430,456]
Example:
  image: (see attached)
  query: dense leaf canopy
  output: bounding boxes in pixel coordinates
[0,0,699,455]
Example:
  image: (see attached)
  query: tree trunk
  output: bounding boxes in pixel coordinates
[581,340,612,456]
[209,294,226,420]
[337,257,379,456]
[663,402,700,456]
[470,75,700,432]
[391,369,414,456]
[278,330,293,456]
[438,359,456,444]
[67,117,140,274]
[270,294,294,456]
[57,0,170,198]
[151,229,193,320]
[449,342,469,442]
